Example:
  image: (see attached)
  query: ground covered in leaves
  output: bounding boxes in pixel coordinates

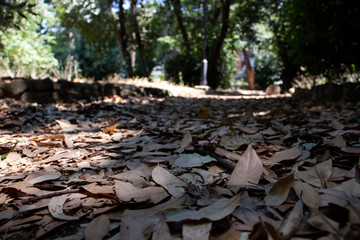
[0,87,359,240]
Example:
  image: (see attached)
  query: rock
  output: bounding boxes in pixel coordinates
[0,88,4,99]
[265,84,281,95]
[312,82,343,102]
[103,83,115,96]
[33,78,54,91]
[4,78,29,97]
[21,91,55,103]
[292,88,311,100]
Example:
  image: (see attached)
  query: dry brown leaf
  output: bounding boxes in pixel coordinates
[123,195,186,218]
[110,166,155,188]
[48,194,80,221]
[227,144,264,185]
[165,195,240,222]
[264,173,294,206]
[341,147,360,154]
[333,179,360,198]
[119,214,159,240]
[177,131,192,153]
[174,153,216,168]
[41,150,80,164]
[114,180,168,203]
[0,215,42,231]
[26,172,61,185]
[55,119,77,131]
[349,202,360,224]
[293,180,320,209]
[210,227,243,240]
[197,105,213,118]
[219,132,248,150]
[4,152,21,164]
[277,200,303,239]
[151,166,186,198]
[296,159,333,188]
[324,135,347,148]
[0,208,18,221]
[84,214,110,240]
[64,135,74,148]
[307,209,340,235]
[267,147,302,164]
[81,183,115,196]
[151,215,173,240]
[183,221,212,240]
[249,219,280,240]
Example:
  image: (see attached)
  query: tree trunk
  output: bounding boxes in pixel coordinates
[208,0,231,89]
[130,0,150,77]
[170,0,191,54]
[112,0,134,78]
[242,48,255,90]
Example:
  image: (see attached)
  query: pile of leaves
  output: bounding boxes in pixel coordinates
[0,93,359,240]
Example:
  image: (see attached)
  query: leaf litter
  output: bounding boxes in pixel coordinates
[0,92,359,239]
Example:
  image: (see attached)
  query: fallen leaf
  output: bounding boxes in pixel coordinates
[220,132,247,150]
[84,214,110,240]
[197,105,213,118]
[210,227,243,240]
[165,195,240,222]
[151,166,186,198]
[264,173,294,206]
[26,172,61,185]
[56,119,77,131]
[81,183,115,196]
[114,180,168,203]
[307,209,340,235]
[110,166,155,187]
[267,147,302,164]
[0,215,43,231]
[119,214,160,240]
[183,221,212,240]
[293,180,320,209]
[151,215,173,240]
[332,178,360,198]
[48,194,80,221]
[277,200,303,239]
[174,153,216,168]
[296,159,333,188]
[249,219,280,240]
[227,144,264,186]
[177,131,192,152]
[324,135,347,148]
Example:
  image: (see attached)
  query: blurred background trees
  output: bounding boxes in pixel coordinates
[0,0,359,90]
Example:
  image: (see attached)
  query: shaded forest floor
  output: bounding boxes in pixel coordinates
[0,82,359,240]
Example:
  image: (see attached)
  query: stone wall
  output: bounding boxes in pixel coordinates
[0,78,170,103]
[293,82,360,103]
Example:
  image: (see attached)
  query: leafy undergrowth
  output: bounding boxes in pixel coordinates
[0,92,359,240]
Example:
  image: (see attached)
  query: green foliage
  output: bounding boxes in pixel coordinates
[0,1,58,78]
[0,0,35,31]
[253,23,282,89]
[270,0,360,88]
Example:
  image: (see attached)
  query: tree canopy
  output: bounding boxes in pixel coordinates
[0,0,359,89]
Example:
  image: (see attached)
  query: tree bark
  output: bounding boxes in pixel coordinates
[242,48,255,90]
[112,0,134,78]
[130,0,150,77]
[170,0,191,54]
[208,0,232,89]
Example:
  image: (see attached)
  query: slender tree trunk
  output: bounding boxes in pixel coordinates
[208,0,231,89]
[111,0,134,78]
[170,0,191,54]
[242,48,255,90]
[130,0,150,77]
